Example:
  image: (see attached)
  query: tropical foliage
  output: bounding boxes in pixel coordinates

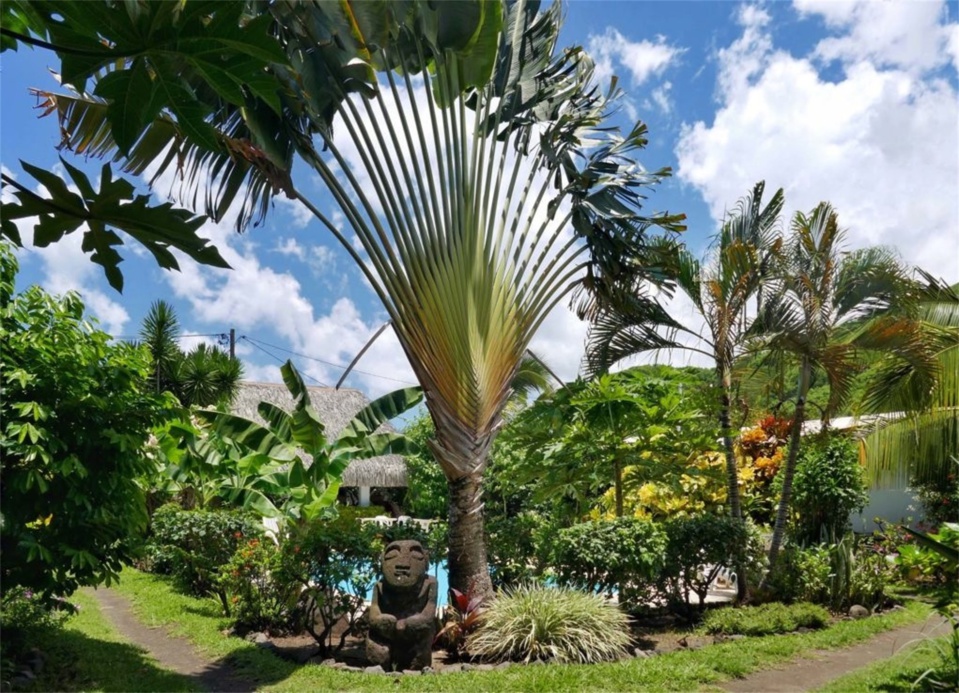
[581,181,784,524]
[756,203,923,568]
[138,300,242,407]
[1,0,685,598]
[155,360,422,521]
[0,241,175,601]
[861,275,959,488]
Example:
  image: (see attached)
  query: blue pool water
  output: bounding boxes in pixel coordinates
[339,562,451,607]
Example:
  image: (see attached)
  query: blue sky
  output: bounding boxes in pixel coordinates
[2,1,957,398]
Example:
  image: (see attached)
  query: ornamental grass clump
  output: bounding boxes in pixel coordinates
[467,584,633,664]
[702,602,830,636]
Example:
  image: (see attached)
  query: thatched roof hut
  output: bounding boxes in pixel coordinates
[232,381,408,488]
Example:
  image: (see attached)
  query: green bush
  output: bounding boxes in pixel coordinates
[770,536,893,611]
[275,511,382,656]
[546,518,666,608]
[487,511,549,589]
[786,435,869,546]
[145,503,263,604]
[1,243,177,602]
[0,587,75,677]
[468,584,633,663]
[659,515,751,609]
[701,602,830,636]
[217,537,300,635]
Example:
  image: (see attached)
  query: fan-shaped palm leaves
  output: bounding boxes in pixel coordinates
[7,1,684,597]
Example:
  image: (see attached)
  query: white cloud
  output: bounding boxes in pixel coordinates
[588,29,684,88]
[795,0,955,73]
[274,237,305,260]
[677,1,959,282]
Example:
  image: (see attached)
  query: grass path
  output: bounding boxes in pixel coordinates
[90,587,258,692]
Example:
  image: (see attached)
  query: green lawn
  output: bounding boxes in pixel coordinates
[103,569,933,692]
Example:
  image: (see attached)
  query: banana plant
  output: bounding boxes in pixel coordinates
[157,360,423,522]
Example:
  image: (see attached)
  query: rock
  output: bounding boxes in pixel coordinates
[633,648,651,658]
[253,632,270,644]
[496,661,512,670]
[403,669,422,676]
[221,626,236,637]
[729,634,746,641]
[528,659,545,666]
[320,658,337,667]
[849,605,870,619]
[796,627,811,634]
[476,664,496,671]
[364,665,386,674]
[345,666,363,673]
[421,666,434,675]
[460,663,474,672]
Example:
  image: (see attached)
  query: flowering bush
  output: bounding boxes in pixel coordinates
[217,538,301,634]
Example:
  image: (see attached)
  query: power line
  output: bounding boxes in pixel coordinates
[239,336,329,387]
[241,335,417,386]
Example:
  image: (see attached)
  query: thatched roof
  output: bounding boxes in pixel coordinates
[232,381,408,488]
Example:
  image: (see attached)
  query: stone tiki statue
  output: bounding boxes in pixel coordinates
[365,539,438,671]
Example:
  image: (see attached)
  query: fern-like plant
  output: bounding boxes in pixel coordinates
[467,584,632,664]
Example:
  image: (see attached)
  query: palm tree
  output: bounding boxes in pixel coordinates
[20,1,684,599]
[582,182,784,524]
[138,300,242,407]
[860,273,959,488]
[756,203,926,569]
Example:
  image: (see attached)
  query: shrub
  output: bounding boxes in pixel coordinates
[659,515,751,609]
[486,511,548,589]
[785,435,869,546]
[468,584,633,663]
[769,535,894,611]
[275,511,382,656]
[912,471,959,531]
[0,587,75,676]
[701,602,830,636]
[217,537,300,635]
[145,503,263,607]
[1,243,177,602]
[546,518,666,609]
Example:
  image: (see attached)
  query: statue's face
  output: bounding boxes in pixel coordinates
[382,540,429,589]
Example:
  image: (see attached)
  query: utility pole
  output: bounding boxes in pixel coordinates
[229,328,235,359]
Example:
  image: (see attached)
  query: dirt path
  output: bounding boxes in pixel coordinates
[722,613,949,693]
[91,588,259,692]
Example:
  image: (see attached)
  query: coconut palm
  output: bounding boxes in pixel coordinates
[756,203,927,569]
[860,273,959,487]
[582,182,784,524]
[14,1,684,598]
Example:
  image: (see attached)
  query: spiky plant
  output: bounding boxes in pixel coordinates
[467,584,633,664]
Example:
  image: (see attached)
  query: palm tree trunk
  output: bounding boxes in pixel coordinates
[718,368,748,600]
[429,415,496,603]
[446,472,494,601]
[614,458,624,517]
[719,370,742,522]
[766,359,812,573]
